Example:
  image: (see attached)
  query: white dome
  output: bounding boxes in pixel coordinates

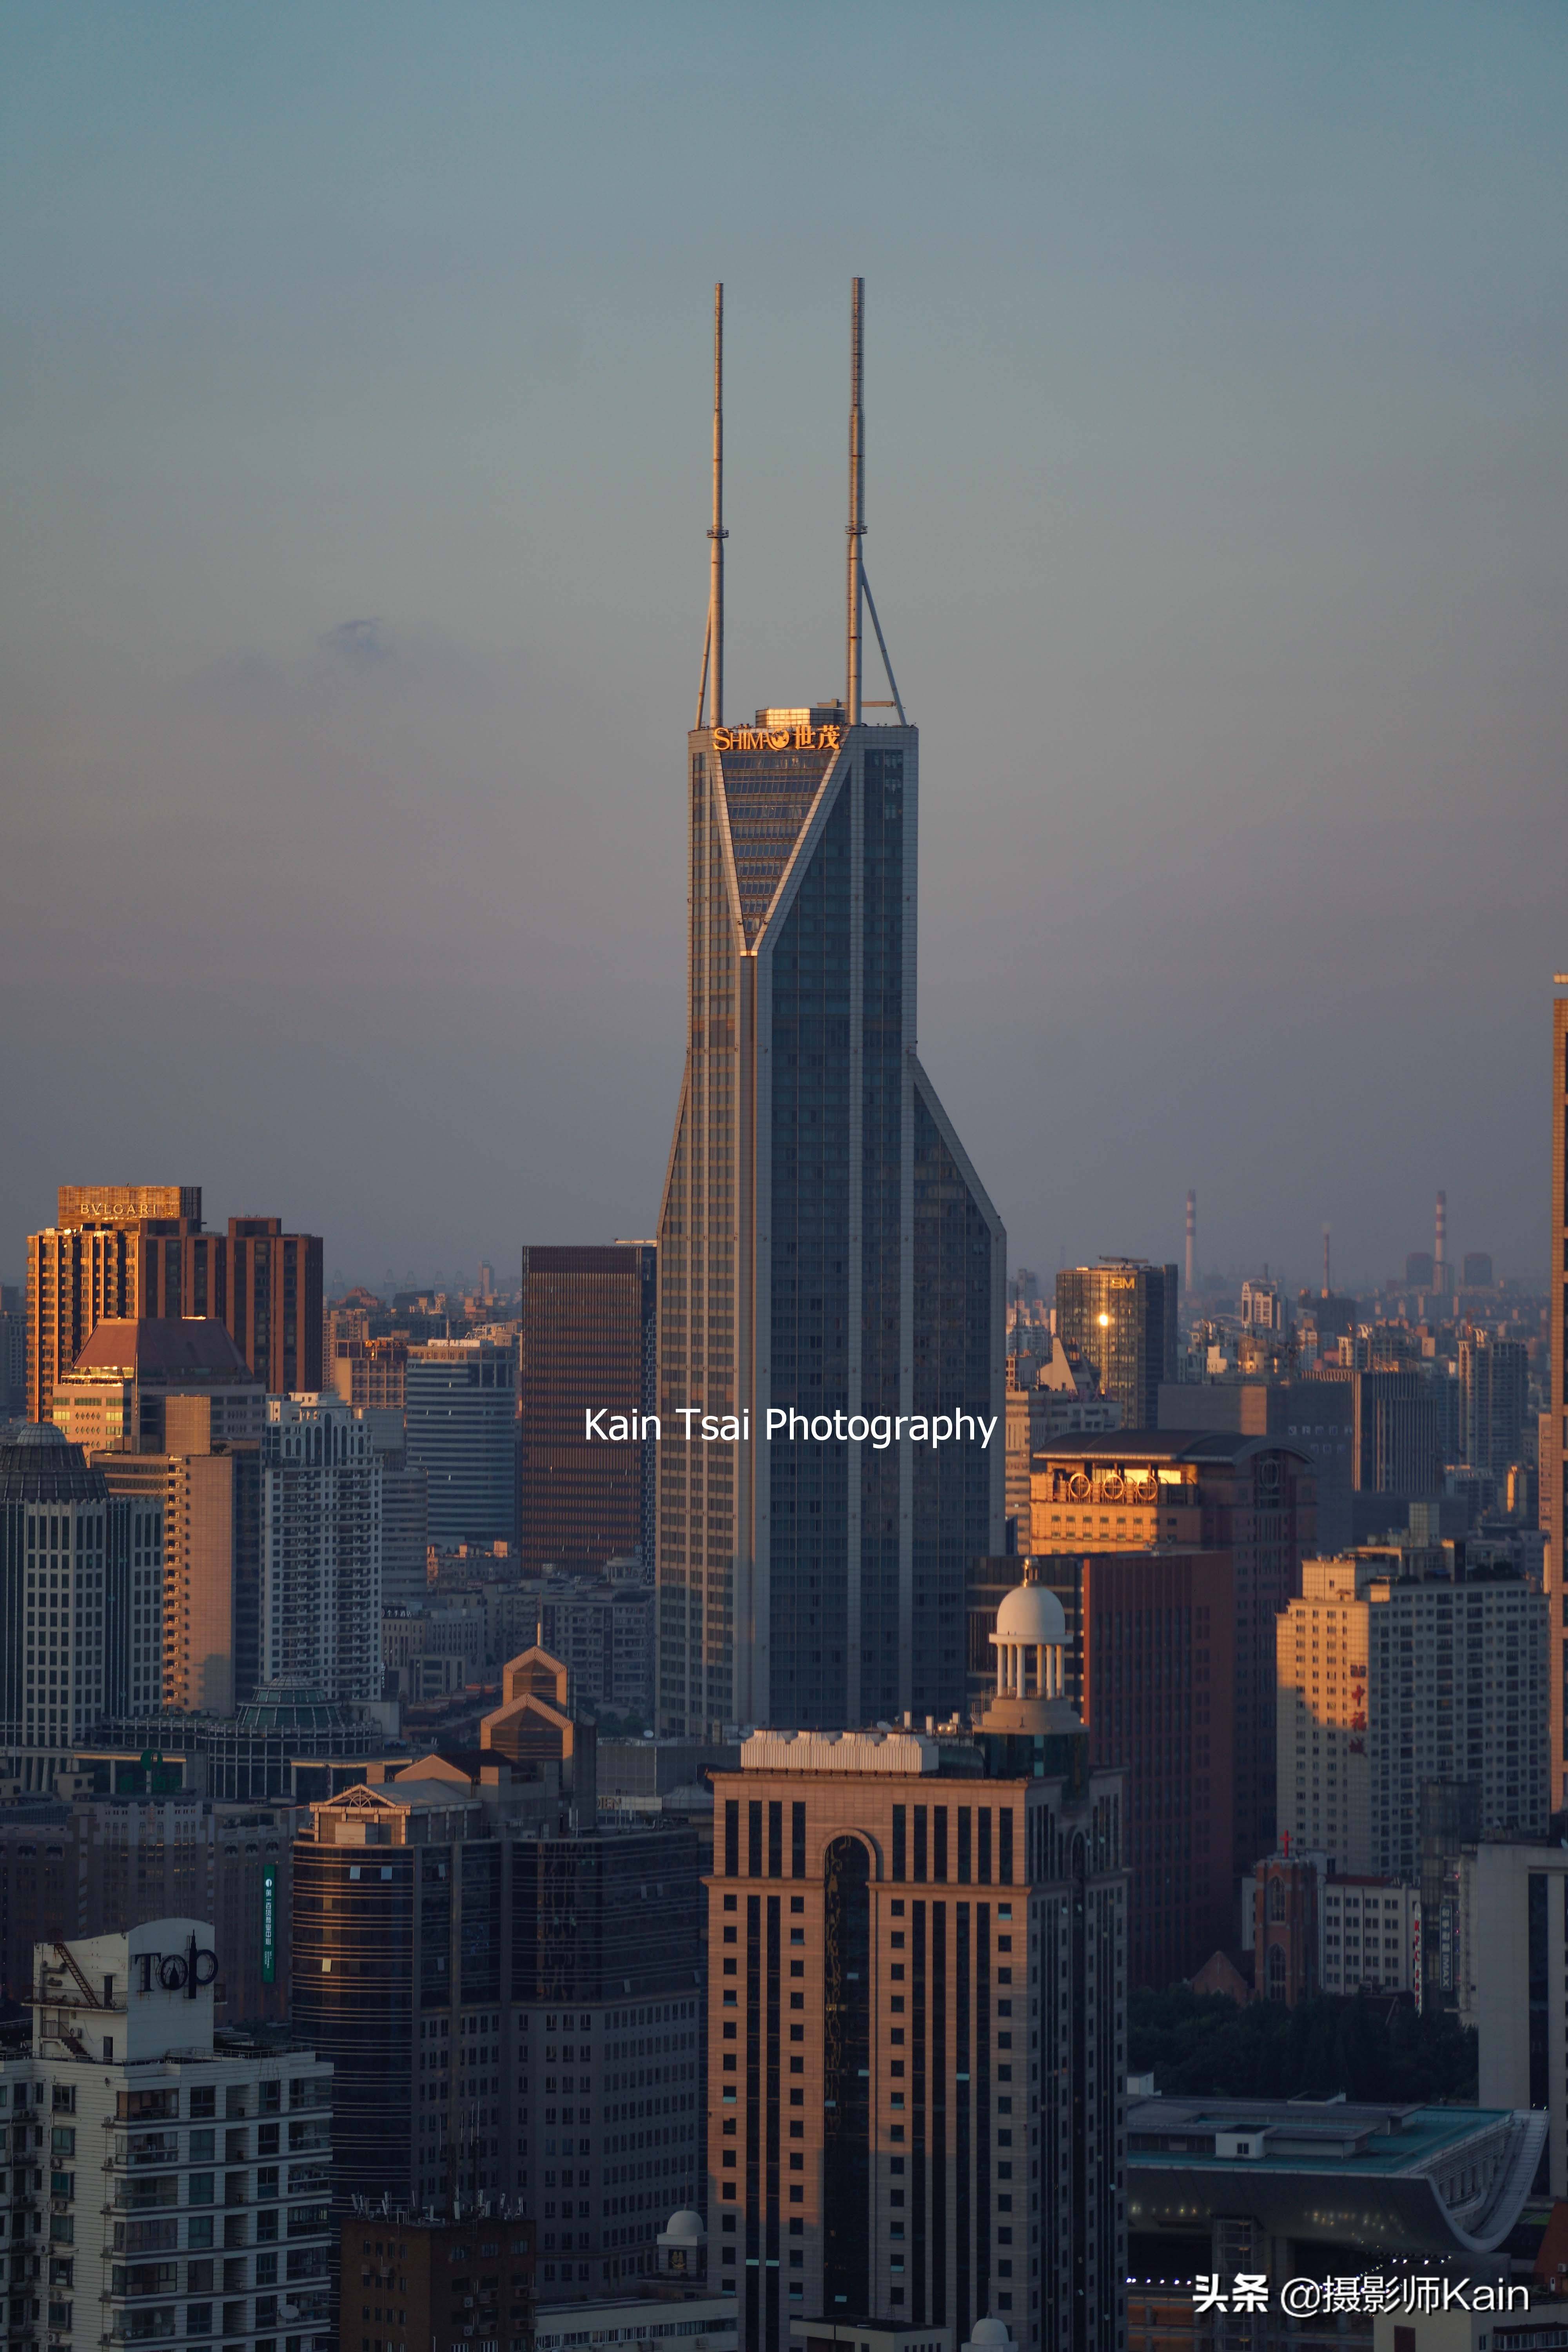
[970,2321,1014,2349]
[662,2210,705,2244]
[993,1583,1067,1647]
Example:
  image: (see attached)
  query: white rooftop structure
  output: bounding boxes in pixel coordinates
[741,1727,941,1775]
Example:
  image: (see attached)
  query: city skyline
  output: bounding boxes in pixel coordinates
[4,15,1566,2330]
[4,6,1567,1289]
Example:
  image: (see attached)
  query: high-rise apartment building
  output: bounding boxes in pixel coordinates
[0,1792,299,2024]
[707,1583,1126,2352]
[1239,1278,1285,1333]
[1274,1559,1376,1875]
[1460,1334,1530,1480]
[1029,1431,1315,1880]
[656,285,1005,1740]
[27,1194,323,1419]
[379,1453,430,1615]
[406,1339,517,1550]
[261,1397,381,1705]
[965,1554,1234,1987]
[341,1395,429,1613]
[25,1185,203,1419]
[1,1423,165,1790]
[535,1573,655,1722]
[330,1336,409,1410]
[49,1318,267,1714]
[519,1243,656,1572]
[0,1283,27,1419]
[0,1919,334,2352]
[1277,1553,1549,1881]
[1351,1368,1441,1503]
[154,1218,325,1397]
[105,1444,263,1716]
[1053,1262,1177,1435]
[291,1757,703,2285]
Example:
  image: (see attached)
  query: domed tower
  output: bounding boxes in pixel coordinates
[975,1574,1091,1796]
[655,2207,708,2283]
[964,2319,1018,2352]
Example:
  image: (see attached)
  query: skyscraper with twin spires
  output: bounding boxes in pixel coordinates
[655,283,1005,1739]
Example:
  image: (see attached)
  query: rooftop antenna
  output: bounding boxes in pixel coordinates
[847,277,865,725]
[696,282,726,730]
[1322,1223,1331,1298]
[845,278,907,727]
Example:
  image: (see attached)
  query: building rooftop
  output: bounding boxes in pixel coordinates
[740,1728,944,1776]
[535,2296,734,2347]
[70,1316,257,1382]
[1036,1430,1312,1465]
[235,1682,358,1736]
[1127,2092,1545,2256]
[0,1423,107,1504]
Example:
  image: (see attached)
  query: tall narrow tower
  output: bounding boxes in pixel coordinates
[654,284,1006,1738]
[1184,1189,1196,1294]
[1434,1187,1449,1295]
[1549,980,1568,1808]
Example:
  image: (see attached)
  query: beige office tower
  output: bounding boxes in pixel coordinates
[655,283,1005,1739]
[52,1318,267,1713]
[1275,1559,1374,1874]
[706,1584,1126,2352]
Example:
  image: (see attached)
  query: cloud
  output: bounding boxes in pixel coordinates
[185,617,492,720]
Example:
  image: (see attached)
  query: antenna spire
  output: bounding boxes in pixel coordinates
[704,282,726,728]
[847,276,865,725]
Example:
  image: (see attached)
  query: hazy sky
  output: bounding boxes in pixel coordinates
[4,2,1565,1295]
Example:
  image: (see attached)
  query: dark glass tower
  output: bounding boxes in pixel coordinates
[1054,1258,1178,1432]
[655,285,1005,1737]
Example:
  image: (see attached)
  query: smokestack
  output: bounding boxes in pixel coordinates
[1434,1189,1447,1291]
[1185,1190,1196,1294]
[1322,1223,1331,1298]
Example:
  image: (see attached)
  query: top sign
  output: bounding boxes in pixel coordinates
[712,724,841,753]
